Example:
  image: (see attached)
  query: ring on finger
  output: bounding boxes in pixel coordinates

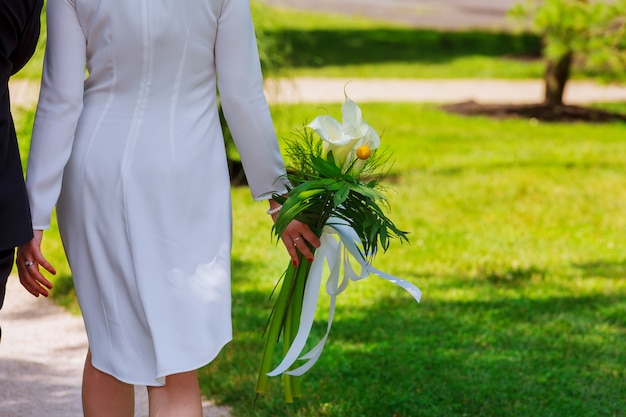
[24,261,35,267]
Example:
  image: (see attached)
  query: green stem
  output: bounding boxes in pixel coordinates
[285,255,309,400]
[255,261,298,397]
[283,301,295,403]
[255,227,322,403]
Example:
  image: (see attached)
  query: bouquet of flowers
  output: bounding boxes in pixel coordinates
[255,94,422,403]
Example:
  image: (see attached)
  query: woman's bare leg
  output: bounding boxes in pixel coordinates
[82,350,134,417]
[147,370,203,417]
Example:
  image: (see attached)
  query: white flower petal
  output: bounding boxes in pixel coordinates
[353,126,381,151]
[341,96,368,138]
[308,116,352,145]
[363,126,381,149]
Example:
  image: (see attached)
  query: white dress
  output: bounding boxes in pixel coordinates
[26,0,288,386]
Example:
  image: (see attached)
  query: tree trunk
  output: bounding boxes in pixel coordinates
[544,51,573,107]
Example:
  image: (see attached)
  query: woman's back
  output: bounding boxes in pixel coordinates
[78,0,222,112]
[25,0,288,386]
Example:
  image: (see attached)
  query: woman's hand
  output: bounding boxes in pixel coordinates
[269,200,321,266]
[16,230,56,297]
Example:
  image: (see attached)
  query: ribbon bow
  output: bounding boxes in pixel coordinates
[267,220,422,377]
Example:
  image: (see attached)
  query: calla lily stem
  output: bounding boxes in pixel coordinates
[255,253,314,403]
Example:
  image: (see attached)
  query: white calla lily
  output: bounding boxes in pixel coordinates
[307,115,358,169]
[307,95,381,173]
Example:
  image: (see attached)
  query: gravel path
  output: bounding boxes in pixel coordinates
[261,0,520,30]
[10,77,626,110]
[263,77,626,105]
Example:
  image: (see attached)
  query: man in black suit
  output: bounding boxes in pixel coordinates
[1,0,45,338]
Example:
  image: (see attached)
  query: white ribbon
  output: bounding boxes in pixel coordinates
[267,220,422,377]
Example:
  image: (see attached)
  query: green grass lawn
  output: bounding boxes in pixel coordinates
[14,100,626,417]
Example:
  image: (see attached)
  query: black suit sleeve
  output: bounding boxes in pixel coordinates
[0,0,43,251]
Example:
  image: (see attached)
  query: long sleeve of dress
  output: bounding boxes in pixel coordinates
[215,0,288,200]
[26,0,86,229]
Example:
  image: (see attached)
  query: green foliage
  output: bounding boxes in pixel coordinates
[510,0,626,79]
[251,0,291,76]
[273,129,406,255]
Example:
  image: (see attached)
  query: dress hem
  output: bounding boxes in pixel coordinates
[90,337,233,387]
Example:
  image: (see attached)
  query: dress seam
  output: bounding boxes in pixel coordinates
[118,0,156,363]
[169,31,190,161]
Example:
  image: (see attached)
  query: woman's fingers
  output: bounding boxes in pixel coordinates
[299,226,321,249]
[281,220,321,266]
[16,232,55,298]
[17,263,52,297]
[293,238,314,263]
[35,252,57,276]
[283,237,300,266]
[19,273,49,297]
[17,256,54,297]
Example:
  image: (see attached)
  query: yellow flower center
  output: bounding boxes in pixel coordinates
[356,145,371,160]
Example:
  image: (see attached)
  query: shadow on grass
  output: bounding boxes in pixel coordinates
[202,260,626,417]
[442,101,626,123]
[272,28,541,69]
[314,292,626,417]
[573,259,626,279]
[427,160,626,178]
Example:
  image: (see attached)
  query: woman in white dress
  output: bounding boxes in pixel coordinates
[16,0,320,415]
